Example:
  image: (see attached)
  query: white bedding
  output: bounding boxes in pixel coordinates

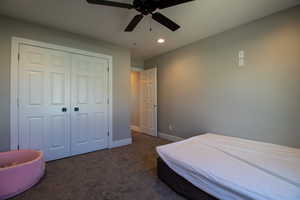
[156,133,300,200]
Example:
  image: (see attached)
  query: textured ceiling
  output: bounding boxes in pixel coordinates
[0,0,299,60]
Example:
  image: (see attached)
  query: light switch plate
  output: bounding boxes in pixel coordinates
[239,58,245,67]
[239,50,245,58]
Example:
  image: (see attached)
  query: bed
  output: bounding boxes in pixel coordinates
[156,133,300,200]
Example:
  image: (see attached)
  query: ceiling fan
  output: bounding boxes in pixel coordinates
[87,0,194,32]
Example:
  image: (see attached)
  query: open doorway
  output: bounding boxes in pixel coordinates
[131,69,142,133]
[130,68,157,137]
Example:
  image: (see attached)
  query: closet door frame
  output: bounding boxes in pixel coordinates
[10,37,113,151]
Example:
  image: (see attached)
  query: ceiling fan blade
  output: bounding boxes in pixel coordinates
[125,14,144,32]
[87,0,133,9]
[152,12,180,31]
[158,0,194,9]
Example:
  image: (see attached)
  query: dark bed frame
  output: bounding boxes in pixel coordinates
[157,157,218,200]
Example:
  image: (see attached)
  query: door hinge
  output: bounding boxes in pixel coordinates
[107,67,109,72]
[107,131,110,136]
[17,97,20,108]
[17,53,20,62]
[17,145,20,150]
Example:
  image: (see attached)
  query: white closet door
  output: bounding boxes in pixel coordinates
[71,54,109,155]
[140,68,157,136]
[19,44,71,161]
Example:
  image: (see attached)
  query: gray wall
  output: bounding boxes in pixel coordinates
[145,6,300,148]
[0,15,131,151]
[131,58,144,69]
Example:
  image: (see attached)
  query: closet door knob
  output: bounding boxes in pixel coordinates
[62,107,67,112]
[74,107,79,112]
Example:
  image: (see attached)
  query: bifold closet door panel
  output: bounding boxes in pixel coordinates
[18,44,71,161]
[70,54,109,155]
[18,44,109,161]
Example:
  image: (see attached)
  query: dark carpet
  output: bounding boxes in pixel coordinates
[12,132,185,200]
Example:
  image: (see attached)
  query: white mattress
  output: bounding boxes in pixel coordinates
[157,133,300,200]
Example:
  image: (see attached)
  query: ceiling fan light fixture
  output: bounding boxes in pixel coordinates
[157,38,165,43]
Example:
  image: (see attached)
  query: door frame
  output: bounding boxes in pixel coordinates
[10,37,114,150]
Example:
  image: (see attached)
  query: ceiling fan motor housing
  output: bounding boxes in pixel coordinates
[133,0,158,15]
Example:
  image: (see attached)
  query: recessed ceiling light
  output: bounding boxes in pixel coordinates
[157,38,165,44]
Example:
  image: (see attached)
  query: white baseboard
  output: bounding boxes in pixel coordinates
[158,132,184,142]
[130,125,141,132]
[110,138,132,148]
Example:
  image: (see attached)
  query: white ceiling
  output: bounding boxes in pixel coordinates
[0,0,299,60]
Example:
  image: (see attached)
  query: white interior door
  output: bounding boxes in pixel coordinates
[140,68,157,136]
[71,54,109,155]
[19,44,71,161]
